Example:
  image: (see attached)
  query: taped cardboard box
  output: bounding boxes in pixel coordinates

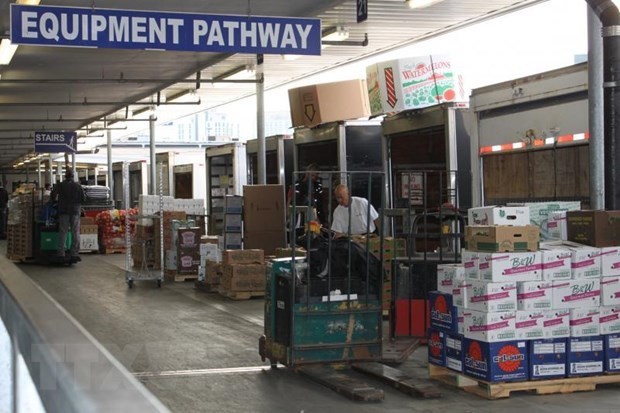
[223,249,264,265]
[567,210,620,247]
[465,225,539,252]
[221,264,266,292]
[289,79,371,128]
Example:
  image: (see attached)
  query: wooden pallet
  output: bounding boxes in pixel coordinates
[101,247,126,255]
[164,273,198,282]
[428,364,620,400]
[194,280,219,293]
[218,288,264,300]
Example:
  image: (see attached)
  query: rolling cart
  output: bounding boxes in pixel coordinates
[123,162,165,288]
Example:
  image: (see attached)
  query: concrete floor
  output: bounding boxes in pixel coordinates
[8,249,620,412]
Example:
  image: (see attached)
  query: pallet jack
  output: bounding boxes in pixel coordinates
[28,201,80,266]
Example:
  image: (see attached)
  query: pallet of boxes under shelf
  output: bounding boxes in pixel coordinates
[218,249,266,300]
[5,194,39,261]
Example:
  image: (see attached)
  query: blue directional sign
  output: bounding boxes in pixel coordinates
[34,131,77,154]
[10,5,322,56]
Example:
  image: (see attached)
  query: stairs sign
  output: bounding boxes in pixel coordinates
[34,131,77,154]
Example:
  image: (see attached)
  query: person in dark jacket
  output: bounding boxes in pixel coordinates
[51,169,85,260]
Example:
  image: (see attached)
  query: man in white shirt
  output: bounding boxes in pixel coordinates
[331,184,379,237]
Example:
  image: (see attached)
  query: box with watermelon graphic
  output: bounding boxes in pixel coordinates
[366,55,467,116]
[427,328,446,367]
[429,291,458,333]
[463,338,529,382]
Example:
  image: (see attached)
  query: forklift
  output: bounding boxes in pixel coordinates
[259,171,441,401]
[31,197,80,266]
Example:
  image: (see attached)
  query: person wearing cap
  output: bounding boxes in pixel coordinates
[51,169,85,261]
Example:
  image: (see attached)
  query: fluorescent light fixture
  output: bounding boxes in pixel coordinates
[17,0,42,4]
[282,54,301,61]
[405,0,445,9]
[322,26,349,42]
[167,89,201,104]
[545,137,555,145]
[0,39,18,66]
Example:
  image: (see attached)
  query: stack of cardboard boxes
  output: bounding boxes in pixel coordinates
[429,205,620,384]
[176,226,201,277]
[79,216,99,253]
[224,195,243,250]
[198,235,222,291]
[219,249,266,299]
[243,185,286,256]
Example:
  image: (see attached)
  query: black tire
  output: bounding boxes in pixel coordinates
[157,279,162,288]
[127,279,134,289]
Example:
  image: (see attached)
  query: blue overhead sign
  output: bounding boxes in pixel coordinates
[10,5,322,56]
[34,131,77,154]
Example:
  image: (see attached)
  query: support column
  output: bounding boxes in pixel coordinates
[589,4,605,209]
[150,114,157,195]
[256,54,266,185]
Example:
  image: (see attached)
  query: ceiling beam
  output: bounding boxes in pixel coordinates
[0,101,201,107]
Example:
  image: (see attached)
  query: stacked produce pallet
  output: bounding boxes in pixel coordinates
[6,194,39,260]
[95,208,138,254]
[219,249,266,300]
[196,236,221,292]
[427,206,620,399]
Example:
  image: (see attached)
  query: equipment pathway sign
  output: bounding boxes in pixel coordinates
[10,4,322,56]
[34,131,77,154]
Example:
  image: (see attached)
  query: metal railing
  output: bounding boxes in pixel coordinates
[0,254,169,413]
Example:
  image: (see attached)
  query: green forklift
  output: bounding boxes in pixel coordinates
[259,171,441,401]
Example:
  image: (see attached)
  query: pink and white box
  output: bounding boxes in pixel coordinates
[600,247,620,277]
[466,280,517,312]
[551,279,601,309]
[437,263,465,295]
[478,251,542,283]
[601,276,620,306]
[516,310,546,340]
[600,306,620,335]
[517,281,553,310]
[540,248,572,281]
[452,280,471,308]
[463,310,517,342]
[457,310,473,336]
[569,307,600,337]
[543,309,570,338]
[461,250,480,280]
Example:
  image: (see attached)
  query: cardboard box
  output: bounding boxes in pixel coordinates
[429,291,458,333]
[445,332,464,373]
[289,79,371,128]
[551,279,600,309]
[436,263,465,295]
[547,211,568,241]
[604,334,620,372]
[244,230,286,256]
[177,250,200,275]
[516,310,546,340]
[274,247,307,258]
[517,281,553,311]
[463,310,516,343]
[569,307,600,337]
[468,206,530,227]
[224,214,243,232]
[177,227,201,249]
[567,210,620,247]
[366,55,467,115]
[601,246,620,277]
[243,185,286,232]
[461,249,480,280]
[224,232,242,250]
[543,309,571,339]
[427,328,446,367]
[165,249,177,270]
[601,276,620,306]
[528,338,567,380]
[541,241,601,279]
[223,249,264,265]
[79,234,98,252]
[478,251,542,283]
[201,235,220,245]
[205,261,223,285]
[465,225,539,252]
[452,280,470,308]
[540,248,572,281]
[600,306,620,335]
[514,202,581,241]
[224,196,243,214]
[567,336,604,377]
[466,280,517,312]
[221,264,266,291]
[457,310,472,336]
[80,224,98,235]
[463,338,528,382]
[80,216,95,225]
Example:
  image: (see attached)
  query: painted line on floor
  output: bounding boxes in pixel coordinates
[133,365,282,378]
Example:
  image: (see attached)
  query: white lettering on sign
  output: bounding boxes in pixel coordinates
[191,20,312,49]
[35,133,68,142]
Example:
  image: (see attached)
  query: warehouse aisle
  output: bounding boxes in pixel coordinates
[6,248,620,412]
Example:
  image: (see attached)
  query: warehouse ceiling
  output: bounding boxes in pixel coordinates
[0,0,545,170]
